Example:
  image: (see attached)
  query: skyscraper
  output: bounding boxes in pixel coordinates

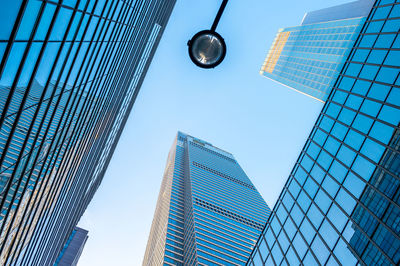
[54,227,88,266]
[0,1,176,265]
[143,132,271,265]
[249,0,400,265]
[260,0,374,102]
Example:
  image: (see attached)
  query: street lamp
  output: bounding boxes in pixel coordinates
[188,0,228,69]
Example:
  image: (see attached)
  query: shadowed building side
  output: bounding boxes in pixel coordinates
[54,227,88,266]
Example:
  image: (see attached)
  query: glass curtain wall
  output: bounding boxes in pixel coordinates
[0,0,176,265]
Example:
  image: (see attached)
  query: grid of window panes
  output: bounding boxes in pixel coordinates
[187,136,271,265]
[248,0,400,265]
[262,17,366,102]
[0,0,176,265]
[144,132,271,265]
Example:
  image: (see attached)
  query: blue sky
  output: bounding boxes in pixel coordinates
[77,0,350,265]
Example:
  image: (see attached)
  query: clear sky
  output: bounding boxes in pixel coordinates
[77,0,350,265]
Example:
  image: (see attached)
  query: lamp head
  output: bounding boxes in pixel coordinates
[188,30,226,69]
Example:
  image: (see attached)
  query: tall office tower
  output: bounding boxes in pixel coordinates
[54,227,88,266]
[143,132,271,265]
[249,0,400,265]
[260,0,374,102]
[0,0,175,265]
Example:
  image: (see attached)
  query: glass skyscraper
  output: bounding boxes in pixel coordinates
[0,0,175,265]
[54,227,88,266]
[143,132,271,265]
[260,0,374,102]
[249,0,400,265]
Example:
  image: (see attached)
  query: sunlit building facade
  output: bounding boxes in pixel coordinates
[143,132,271,265]
[249,0,400,265]
[0,0,175,265]
[260,0,374,102]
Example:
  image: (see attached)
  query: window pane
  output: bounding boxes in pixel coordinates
[0,0,23,39]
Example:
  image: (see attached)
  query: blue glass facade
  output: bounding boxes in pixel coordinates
[144,132,271,265]
[260,0,374,102]
[54,227,88,266]
[0,0,175,265]
[249,0,400,265]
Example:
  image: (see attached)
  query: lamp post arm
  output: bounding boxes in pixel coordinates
[211,0,228,32]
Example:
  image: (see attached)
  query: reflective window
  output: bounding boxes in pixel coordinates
[293,232,307,259]
[251,251,263,266]
[378,105,400,126]
[298,190,311,212]
[311,235,330,264]
[18,42,42,86]
[283,217,297,241]
[288,179,301,199]
[0,42,27,86]
[35,4,56,40]
[334,239,358,265]
[50,7,73,41]
[315,189,331,214]
[36,42,61,84]
[327,204,347,232]
[336,145,356,167]
[328,161,347,183]
[376,66,399,84]
[369,121,394,143]
[303,178,318,198]
[344,129,364,151]
[0,43,6,63]
[0,0,23,39]
[322,175,339,197]
[291,203,304,227]
[353,113,373,134]
[286,246,300,265]
[352,155,375,181]
[271,243,283,264]
[300,218,315,244]
[330,122,348,141]
[343,172,366,198]
[366,49,387,64]
[16,0,42,40]
[367,83,390,101]
[335,189,355,215]
[258,238,269,261]
[303,251,318,265]
[319,219,338,249]
[360,138,385,163]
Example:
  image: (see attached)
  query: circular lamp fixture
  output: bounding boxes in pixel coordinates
[188,30,226,69]
[188,0,228,69]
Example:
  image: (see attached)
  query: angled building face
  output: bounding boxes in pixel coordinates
[0,0,176,265]
[143,132,271,265]
[54,227,88,266]
[260,0,374,102]
[249,0,400,265]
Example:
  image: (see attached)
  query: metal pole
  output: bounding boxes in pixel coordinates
[211,0,228,32]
